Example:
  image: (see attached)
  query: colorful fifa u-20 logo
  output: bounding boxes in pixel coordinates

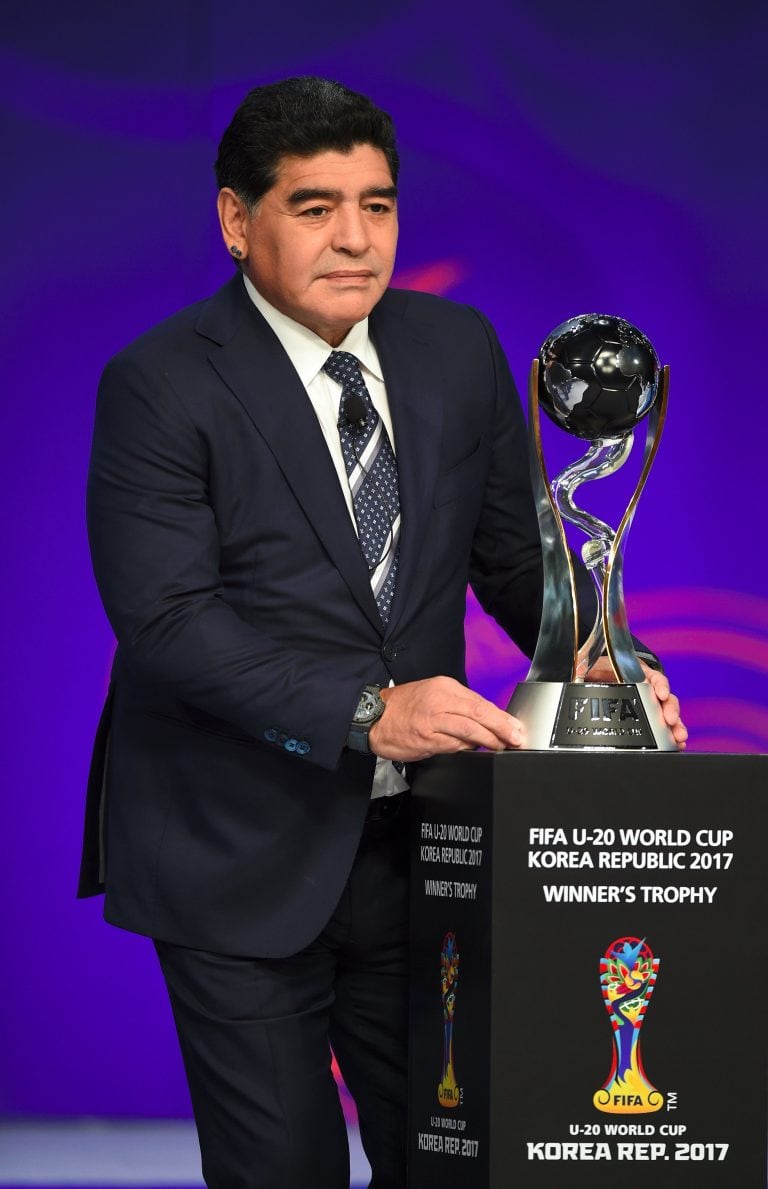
[594,936,664,1114]
[437,931,461,1108]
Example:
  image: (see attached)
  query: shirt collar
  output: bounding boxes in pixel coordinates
[242,275,384,387]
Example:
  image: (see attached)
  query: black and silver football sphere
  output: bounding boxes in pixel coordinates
[538,314,660,440]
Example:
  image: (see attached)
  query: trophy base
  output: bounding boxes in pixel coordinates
[506,681,678,751]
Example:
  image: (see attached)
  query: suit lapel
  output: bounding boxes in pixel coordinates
[197,280,446,640]
[370,294,444,636]
[197,279,382,633]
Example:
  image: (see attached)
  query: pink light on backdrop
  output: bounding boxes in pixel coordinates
[391,259,468,295]
[331,1055,358,1124]
[682,699,768,754]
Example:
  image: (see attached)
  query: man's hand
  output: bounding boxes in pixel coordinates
[586,656,688,749]
[368,676,524,761]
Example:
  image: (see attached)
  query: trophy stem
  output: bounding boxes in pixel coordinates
[525,360,579,683]
[551,436,634,678]
[604,366,670,682]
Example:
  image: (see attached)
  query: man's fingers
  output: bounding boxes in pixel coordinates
[435,718,503,751]
[644,670,688,747]
[670,715,688,745]
[453,700,523,747]
[656,688,686,738]
[420,682,523,748]
[435,713,523,751]
[647,669,671,701]
[661,693,681,725]
[671,720,688,750]
[585,655,614,682]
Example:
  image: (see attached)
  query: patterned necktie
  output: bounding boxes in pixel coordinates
[322,350,400,625]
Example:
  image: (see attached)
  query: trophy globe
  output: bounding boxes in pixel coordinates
[539,314,659,440]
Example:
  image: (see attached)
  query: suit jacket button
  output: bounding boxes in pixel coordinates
[284,737,297,752]
[264,728,277,743]
[296,740,310,756]
[277,732,288,746]
[382,643,396,661]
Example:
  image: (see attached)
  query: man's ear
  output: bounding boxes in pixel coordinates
[217,188,250,263]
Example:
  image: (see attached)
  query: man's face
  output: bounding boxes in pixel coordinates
[238,144,398,346]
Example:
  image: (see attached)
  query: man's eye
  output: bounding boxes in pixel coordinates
[366,203,391,214]
[301,206,328,217]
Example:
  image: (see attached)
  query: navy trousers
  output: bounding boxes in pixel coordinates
[155,797,410,1189]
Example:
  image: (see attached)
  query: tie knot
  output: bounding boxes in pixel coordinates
[322,350,363,387]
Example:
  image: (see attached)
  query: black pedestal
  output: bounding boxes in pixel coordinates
[408,752,768,1187]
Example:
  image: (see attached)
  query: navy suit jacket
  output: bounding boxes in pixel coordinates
[78,276,590,957]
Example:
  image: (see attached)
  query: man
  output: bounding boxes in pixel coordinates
[79,77,685,1188]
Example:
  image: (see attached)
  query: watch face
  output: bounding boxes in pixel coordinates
[355,687,383,724]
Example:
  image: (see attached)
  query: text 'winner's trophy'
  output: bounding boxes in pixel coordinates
[507,313,677,750]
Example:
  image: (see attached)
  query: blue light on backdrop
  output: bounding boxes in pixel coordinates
[1,0,766,1120]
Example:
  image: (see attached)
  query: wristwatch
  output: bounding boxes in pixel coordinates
[347,684,386,753]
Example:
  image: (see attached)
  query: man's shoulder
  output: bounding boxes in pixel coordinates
[105,276,245,373]
[377,286,495,341]
[380,286,482,321]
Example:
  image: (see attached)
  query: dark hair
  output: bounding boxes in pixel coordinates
[215,76,399,210]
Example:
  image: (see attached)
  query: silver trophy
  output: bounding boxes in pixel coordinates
[507,313,676,750]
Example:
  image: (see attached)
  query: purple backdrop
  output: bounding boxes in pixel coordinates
[2,1,767,1118]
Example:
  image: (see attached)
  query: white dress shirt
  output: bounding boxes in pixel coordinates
[243,277,408,798]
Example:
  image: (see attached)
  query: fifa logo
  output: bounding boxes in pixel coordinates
[568,696,640,724]
[437,932,461,1108]
[593,936,664,1114]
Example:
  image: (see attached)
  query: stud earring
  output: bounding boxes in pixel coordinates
[230,245,243,258]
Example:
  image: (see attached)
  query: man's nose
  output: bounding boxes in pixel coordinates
[331,205,370,254]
